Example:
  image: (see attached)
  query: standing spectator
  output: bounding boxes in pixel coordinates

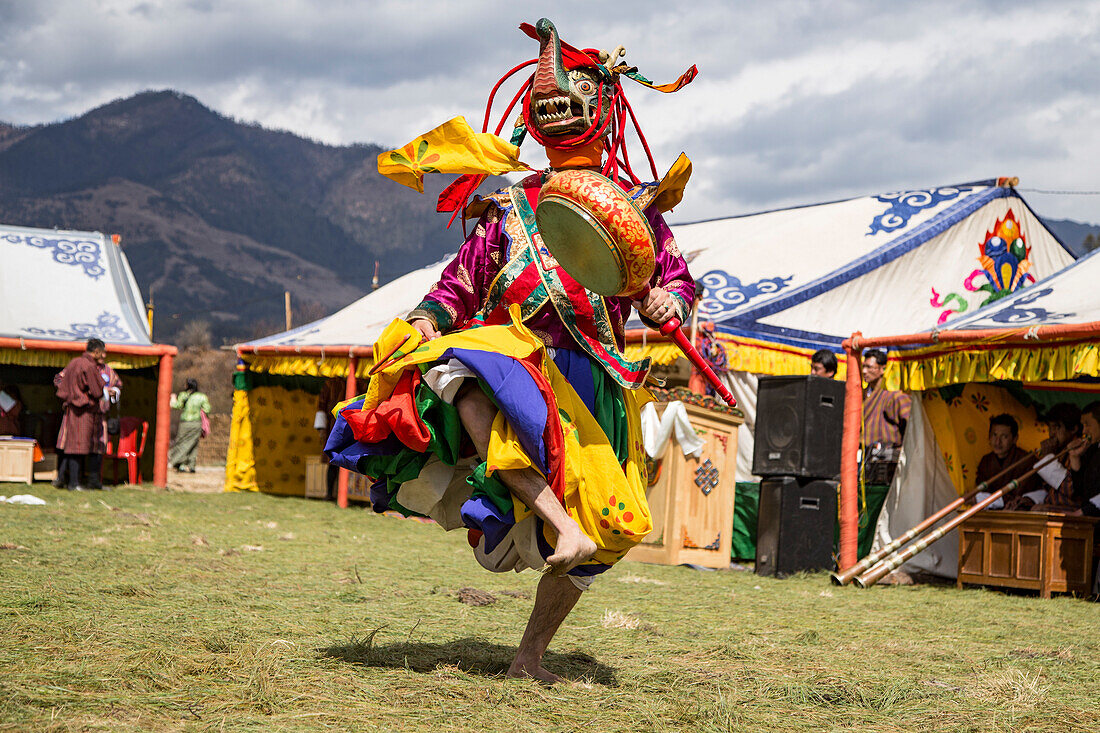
[54,339,107,490]
[0,383,24,436]
[855,348,913,565]
[810,349,837,378]
[168,379,211,473]
[861,349,912,465]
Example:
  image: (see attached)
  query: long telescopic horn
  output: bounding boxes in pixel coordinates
[830,447,1040,585]
[853,444,1075,588]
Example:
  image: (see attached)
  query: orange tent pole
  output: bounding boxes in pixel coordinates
[153,352,173,488]
[337,356,358,508]
[0,337,175,357]
[838,334,863,570]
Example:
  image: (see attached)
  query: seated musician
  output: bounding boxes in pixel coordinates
[1068,401,1100,516]
[1030,402,1083,511]
[973,414,1037,509]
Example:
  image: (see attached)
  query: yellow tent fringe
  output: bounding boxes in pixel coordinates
[627,334,848,379]
[0,347,159,370]
[888,341,1100,391]
[242,354,375,379]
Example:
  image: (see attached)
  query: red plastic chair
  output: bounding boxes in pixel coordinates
[106,417,148,484]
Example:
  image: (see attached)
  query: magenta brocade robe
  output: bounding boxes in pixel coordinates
[412,186,696,353]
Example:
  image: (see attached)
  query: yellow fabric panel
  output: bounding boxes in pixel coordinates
[225,389,257,492]
[542,354,654,565]
[921,383,1045,496]
[243,355,375,379]
[889,341,1100,391]
[224,386,319,496]
[377,116,527,193]
[0,347,159,370]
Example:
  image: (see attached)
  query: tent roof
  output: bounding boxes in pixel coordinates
[1,222,152,347]
[238,179,1078,379]
[631,181,1075,361]
[238,256,449,351]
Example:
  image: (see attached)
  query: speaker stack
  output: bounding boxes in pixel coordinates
[752,375,844,577]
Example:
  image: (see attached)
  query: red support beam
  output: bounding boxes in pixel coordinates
[0,337,176,357]
[337,356,358,508]
[153,352,174,488]
[839,337,863,570]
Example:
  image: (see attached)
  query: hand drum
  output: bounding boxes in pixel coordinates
[535,169,656,297]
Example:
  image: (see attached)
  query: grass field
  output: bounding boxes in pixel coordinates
[1,483,1098,732]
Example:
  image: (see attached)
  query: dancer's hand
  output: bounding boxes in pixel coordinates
[410,318,441,342]
[636,287,677,324]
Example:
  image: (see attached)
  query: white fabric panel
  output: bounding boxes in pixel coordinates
[723,371,760,483]
[871,395,959,579]
[640,401,705,459]
[0,222,152,345]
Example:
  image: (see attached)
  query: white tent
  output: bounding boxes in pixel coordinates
[1,223,151,346]
[0,221,176,487]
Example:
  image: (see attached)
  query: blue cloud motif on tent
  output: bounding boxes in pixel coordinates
[985,288,1075,325]
[2,231,106,279]
[696,270,793,321]
[867,186,973,236]
[22,311,132,342]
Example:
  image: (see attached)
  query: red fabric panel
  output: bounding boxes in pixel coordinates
[341,369,431,452]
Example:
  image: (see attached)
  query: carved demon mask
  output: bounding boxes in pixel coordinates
[528,19,615,140]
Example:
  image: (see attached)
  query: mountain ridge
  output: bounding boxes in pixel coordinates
[0,90,497,343]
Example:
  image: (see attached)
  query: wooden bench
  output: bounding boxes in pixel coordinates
[957,509,1098,598]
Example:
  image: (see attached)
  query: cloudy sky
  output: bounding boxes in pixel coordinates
[2,0,1099,224]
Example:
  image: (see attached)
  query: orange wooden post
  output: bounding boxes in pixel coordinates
[839,335,863,570]
[337,356,358,508]
[153,352,173,488]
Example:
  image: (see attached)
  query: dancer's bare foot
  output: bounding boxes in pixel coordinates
[506,659,563,684]
[547,528,597,575]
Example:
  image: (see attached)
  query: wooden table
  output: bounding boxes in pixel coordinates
[627,402,742,570]
[957,509,1098,597]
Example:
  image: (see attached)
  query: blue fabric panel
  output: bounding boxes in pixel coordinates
[445,347,549,475]
[460,495,517,555]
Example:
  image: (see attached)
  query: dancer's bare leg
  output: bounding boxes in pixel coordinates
[455,385,596,574]
[507,572,583,683]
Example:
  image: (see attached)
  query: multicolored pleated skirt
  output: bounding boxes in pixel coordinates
[324,310,653,583]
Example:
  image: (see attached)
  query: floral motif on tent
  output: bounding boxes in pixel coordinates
[23,311,132,342]
[2,232,105,279]
[696,269,793,320]
[867,186,972,235]
[929,209,1039,325]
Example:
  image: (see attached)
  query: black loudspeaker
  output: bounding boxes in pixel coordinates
[753,375,845,479]
[755,477,837,577]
